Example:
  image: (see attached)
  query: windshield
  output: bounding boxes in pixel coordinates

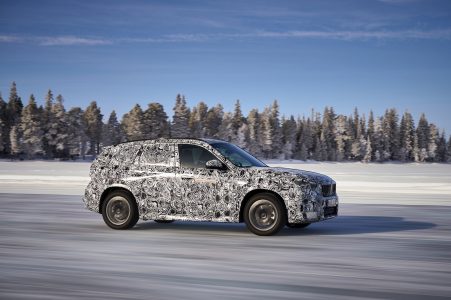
[210,142,267,168]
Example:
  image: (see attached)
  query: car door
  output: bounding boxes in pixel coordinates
[129,142,177,220]
[174,143,228,221]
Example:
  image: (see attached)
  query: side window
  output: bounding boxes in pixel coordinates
[178,144,217,168]
[137,143,175,167]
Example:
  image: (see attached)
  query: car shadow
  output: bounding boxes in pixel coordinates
[132,215,436,236]
[279,215,436,236]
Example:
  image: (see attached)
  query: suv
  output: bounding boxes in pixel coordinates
[83,138,338,236]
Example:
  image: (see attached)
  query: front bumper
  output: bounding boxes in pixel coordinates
[301,194,339,223]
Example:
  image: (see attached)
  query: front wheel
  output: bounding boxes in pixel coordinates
[102,190,139,230]
[244,193,286,236]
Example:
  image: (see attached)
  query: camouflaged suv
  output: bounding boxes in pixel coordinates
[83,138,338,236]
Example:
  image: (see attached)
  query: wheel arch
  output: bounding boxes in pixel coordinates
[99,185,137,214]
[239,189,287,222]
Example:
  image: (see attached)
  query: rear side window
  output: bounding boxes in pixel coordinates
[136,143,175,167]
[178,144,217,168]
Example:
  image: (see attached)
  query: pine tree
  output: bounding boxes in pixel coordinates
[296,117,314,160]
[20,95,43,159]
[5,82,23,155]
[236,123,250,150]
[204,104,223,138]
[122,104,144,142]
[260,107,273,159]
[335,115,351,161]
[446,135,451,163]
[10,125,22,158]
[247,109,262,157]
[416,113,429,162]
[399,111,415,161]
[269,100,282,158]
[363,136,372,163]
[281,115,297,159]
[67,107,87,159]
[436,131,447,162]
[218,112,233,142]
[143,103,170,139]
[232,99,244,139]
[427,123,438,161]
[42,89,56,158]
[53,95,70,158]
[83,101,103,155]
[188,101,208,138]
[321,107,337,160]
[0,94,6,154]
[103,110,123,146]
[171,94,190,138]
[382,108,400,160]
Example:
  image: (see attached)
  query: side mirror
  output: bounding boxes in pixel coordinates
[206,159,225,170]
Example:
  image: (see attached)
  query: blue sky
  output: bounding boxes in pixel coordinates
[1,0,451,134]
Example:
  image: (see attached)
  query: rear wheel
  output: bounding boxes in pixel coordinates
[102,190,139,230]
[287,223,311,229]
[244,193,286,236]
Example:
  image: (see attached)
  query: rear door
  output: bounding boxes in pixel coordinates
[128,142,177,219]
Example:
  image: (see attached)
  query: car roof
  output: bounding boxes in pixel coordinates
[113,138,226,147]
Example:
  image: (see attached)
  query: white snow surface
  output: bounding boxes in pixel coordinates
[0,160,450,205]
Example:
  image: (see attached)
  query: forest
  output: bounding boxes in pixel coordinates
[1,82,450,162]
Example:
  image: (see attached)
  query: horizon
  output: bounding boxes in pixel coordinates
[1,0,451,134]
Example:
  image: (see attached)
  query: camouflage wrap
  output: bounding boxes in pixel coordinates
[83,139,338,224]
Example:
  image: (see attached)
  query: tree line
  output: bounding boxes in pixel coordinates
[1,82,450,162]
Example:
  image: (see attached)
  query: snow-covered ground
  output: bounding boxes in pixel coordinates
[0,160,450,205]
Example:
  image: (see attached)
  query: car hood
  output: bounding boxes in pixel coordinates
[253,166,335,184]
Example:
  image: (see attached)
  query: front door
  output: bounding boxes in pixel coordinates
[174,143,227,221]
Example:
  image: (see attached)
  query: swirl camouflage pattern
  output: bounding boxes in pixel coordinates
[83,138,338,235]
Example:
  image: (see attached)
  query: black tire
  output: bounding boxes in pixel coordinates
[243,193,286,236]
[154,220,175,224]
[286,222,311,229]
[102,190,139,230]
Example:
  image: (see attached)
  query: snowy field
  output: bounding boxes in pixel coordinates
[0,160,450,205]
[1,161,451,299]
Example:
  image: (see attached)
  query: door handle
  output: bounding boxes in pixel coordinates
[181,176,194,180]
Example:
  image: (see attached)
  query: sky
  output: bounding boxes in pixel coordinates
[1,0,451,134]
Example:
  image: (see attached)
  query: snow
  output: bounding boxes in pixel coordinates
[0,160,450,205]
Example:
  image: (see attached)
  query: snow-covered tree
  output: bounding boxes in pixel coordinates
[83,101,103,155]
[382,108,400,160]
[204,104,223,138]
[218,112,233,142]
[335,115,351,161]
[9,125,22,158]
[143,102,170,139]
[0,93,6,154]
[363,136,372,163]
[247,109,262,157]
[171,94,190,138]
[122,104,144,142]
[103,110,123,146]
[281,115,297,159]
[427,123,438,161]
[188,101,208,138]
[67,107,87,159]
[398,111,415,161]
[232,99,245,139]
[20,95,43,158]
[236,123,250,150]
[42,89,56,158]
[52,95,70,157]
